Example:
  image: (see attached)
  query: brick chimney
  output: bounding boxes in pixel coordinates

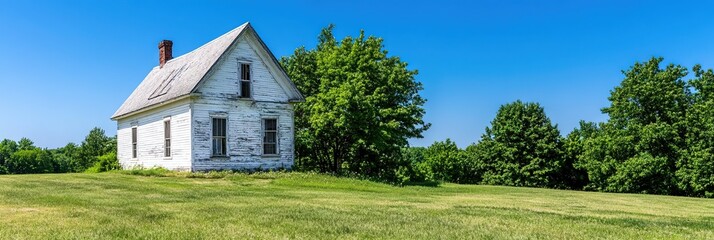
[158,40,173,68]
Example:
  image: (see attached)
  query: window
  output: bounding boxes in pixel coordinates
[240,63,251,98]
[164,120,171,157]
[263,119,277,155]
[212,118,227,156]
[131,127,137,158]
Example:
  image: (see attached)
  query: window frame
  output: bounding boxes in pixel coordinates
[211,117,228,157]
[239,62,252,99]
[131,126,138,159]
[163,118,171,158]
[262,118,279,156]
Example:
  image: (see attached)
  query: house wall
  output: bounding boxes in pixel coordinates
[116,99,192,171]
[191,34,295,171]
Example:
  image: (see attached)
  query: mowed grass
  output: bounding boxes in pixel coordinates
[0,172,713,239]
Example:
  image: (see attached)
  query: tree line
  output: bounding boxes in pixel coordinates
[2,26,712,198]
[282,26,714,198]
[0,128,118,174]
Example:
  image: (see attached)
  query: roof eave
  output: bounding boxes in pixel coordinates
[111,93,199,121]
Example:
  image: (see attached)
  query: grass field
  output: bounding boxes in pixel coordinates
[0,171,713,239]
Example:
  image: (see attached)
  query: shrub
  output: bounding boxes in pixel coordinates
[395,147,430,184]
[423,139,482,184]
[6,149,54,174]
[85,152,119,173]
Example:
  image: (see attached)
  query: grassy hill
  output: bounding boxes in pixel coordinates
[0,171,712,239]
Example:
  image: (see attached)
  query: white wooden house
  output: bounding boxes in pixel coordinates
[111,22,304,171]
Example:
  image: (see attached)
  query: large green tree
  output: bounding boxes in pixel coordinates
[578,57,689,194]
[281,25,429,180]
[678,65,714,197]
[473,100,564,188]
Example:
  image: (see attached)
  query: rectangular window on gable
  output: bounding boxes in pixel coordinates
[212,118,227,156]
[131,127,138,159]
[240,63,251,98]
[164,119,171,157]
[263,118,278,155]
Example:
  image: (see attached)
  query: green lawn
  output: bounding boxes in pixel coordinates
[0,172,713,239]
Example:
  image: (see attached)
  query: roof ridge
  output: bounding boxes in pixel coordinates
[150,22,250,70]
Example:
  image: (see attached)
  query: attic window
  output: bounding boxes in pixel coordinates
[240,63,251,98]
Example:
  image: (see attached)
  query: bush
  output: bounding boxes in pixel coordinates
[6,149,54,174]
[395,147,430,184]
[422,139,481,184]
[85,152,119,173]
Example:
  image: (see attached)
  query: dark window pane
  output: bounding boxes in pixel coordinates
[241,81,251,98]
[164,121,170,139]
[221,119,226,136]
[241,64,250,80]
[265,119,277,131]
[212,119,218,136]
[132,128,137,143]
[264,144,276,155]
[264,132,276,143]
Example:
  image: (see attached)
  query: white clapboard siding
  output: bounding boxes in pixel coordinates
[114,24,299,172]
[116,99,192,171]
[191,34,295,171]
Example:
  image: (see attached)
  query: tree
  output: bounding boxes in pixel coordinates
[579,57,689,194]
[559,121,595,189]
[52,143,82,173]
[281,25,430,180]
[77,127,112,171]
[6,148,53,174]
[17,138,35,151]
[0,139,18,166]
[475,100,564,188]
[677,65,714,197]
[422,139,481,183]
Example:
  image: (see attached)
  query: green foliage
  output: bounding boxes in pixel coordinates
[17,137,35,151]
[0,139,18,166]
[578,57,688,195]
[474,101,564,188]
[5,149,54,174]
[77,127,114,171]
[677,66,714,197]
[85,152,120,173]
[0,127,116,175]
[422,139,482,183]
[281,25,429,181]
[607,153,671,194]
[560,121,594,189]
[394,147,430,184]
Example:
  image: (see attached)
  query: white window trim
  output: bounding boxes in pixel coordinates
[131,126,138,160]
[210,116,229,157]
[238,61,253,100]
[261,117,279,157]
[163,117,172,159]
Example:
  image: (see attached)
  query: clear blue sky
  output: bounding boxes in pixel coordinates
[1,0,713,148]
